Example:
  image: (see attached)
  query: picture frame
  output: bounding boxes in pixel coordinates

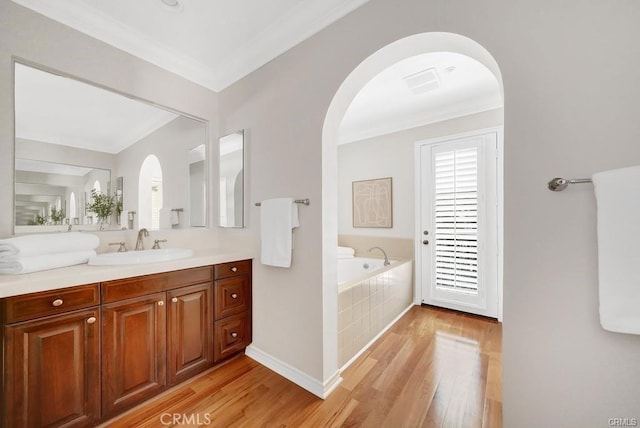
[352,177,392,228]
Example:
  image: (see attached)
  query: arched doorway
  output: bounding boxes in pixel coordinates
[321,32,504,384]
[138,154,163,230]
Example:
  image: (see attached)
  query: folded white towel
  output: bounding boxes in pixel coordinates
[171,210,180,228]
[260,198,299,268]
[0,250,97,275]
[338,246,355,259]
[593,165,640,335]
[0,232,99,260]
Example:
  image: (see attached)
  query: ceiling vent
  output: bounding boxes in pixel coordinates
[403,67,440,95]
[159,0,183,13]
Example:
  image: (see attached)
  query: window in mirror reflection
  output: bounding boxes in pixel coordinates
[69,192,77,220]
[139,155,163,230]
[188,144,206,227]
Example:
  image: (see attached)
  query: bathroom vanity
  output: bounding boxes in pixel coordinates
[0,256,252,427]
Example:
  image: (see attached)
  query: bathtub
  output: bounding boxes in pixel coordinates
[337,256,413,368]
[338,257,392,289]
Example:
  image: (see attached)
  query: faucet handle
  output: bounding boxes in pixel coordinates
[152,239,167,250]
[109,242,127,252]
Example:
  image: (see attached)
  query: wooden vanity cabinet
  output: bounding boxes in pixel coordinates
[1,261,251,427]
[1,284,101,428]
[214,260,252,362]
[100,266,214,418]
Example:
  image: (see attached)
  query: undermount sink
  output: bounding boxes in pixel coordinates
[88,248,194,266]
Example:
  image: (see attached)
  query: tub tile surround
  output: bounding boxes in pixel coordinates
[339,234,414,260]
[338,259,413,367]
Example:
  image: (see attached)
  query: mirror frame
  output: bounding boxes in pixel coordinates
[12,57,211,233]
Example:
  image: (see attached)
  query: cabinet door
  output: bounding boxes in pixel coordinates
[4,308,100,428]
[102,292,166,418]
[167,283,213,385]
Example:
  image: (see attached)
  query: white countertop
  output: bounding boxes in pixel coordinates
[0,247,254,298]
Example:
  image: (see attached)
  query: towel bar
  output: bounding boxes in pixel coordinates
[255,199,310,206]
[547,177,592,191]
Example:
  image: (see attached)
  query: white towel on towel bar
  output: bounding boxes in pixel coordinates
[260,198,299,268]
[593,165,640,335]
[0,232,99,261]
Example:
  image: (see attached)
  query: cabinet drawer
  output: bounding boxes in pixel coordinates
[214,311,251,362]
[102,266,213,303]
[214,260,251,280]
[214,276,250,320]
[3,283,100,324]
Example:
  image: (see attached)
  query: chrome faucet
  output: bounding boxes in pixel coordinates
[135,228,149,251]
[152,239,167,250]
[369,246,390,266]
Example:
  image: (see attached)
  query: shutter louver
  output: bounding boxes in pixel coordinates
[434,147,479,293]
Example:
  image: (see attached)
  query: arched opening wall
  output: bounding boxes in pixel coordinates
[321,32,504,392]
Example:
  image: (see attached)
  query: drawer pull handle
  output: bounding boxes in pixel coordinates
[231,293,238,299]
[158,300,165,306]
[172,297,178,303]
[86,317,96,324]
[52,299,64,307]
[230,266,238,272]
[231,332,238,338]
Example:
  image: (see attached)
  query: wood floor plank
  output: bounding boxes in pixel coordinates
[102,305,502,428]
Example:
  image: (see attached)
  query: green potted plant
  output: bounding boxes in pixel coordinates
[85,189,115,229]
[50,207,65,225]
[30,214,47,225]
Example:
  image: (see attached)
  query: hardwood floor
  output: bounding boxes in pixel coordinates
[101,305,502,428]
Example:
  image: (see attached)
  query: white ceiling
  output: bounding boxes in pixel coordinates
[15,63,179,154]
[15,158,94,176]
[12,1,502,148]
[338,52,503,144]
[11,0,371,92]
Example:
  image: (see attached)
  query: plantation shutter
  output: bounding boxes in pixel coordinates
[433,147,479,293]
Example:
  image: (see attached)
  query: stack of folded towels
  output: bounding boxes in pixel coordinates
[0,232,99,275]
[338,246,355,259]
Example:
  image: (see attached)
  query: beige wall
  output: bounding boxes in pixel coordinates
[218,0,640,425]
[2,0,640,425]
[115,116,207,229]
[338,108,503,240]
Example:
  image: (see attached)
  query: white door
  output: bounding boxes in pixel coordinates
[418,131,498,318]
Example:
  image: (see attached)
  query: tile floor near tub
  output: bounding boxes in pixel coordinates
[338,261,413,367]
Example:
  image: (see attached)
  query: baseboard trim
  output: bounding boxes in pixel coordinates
[245,345,342,399]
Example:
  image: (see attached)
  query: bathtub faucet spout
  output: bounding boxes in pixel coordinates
[369,246,390,266]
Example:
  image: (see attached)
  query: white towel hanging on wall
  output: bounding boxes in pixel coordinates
[593,165,640,335]
[260,198,299,268]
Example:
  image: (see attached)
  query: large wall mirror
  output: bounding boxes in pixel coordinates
[219,130,244,228]
[13,61,209,232]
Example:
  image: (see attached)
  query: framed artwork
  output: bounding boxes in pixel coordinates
[352,177,392,228]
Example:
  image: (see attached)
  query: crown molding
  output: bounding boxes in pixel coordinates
[213,0,371,89]
[338,103,504,145]
[11,0,370,92]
